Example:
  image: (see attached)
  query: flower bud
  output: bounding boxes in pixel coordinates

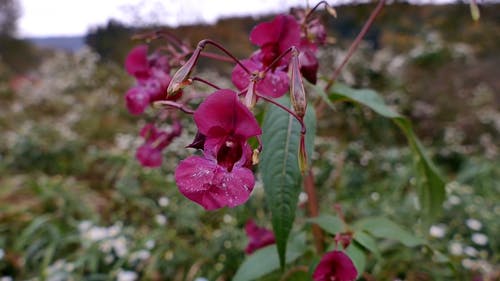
[166,46,201,97]
[243,80,257,110]
[298,134,308,173]
[290,48,307,118]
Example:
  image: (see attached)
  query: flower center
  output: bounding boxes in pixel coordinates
[216,136,243,172]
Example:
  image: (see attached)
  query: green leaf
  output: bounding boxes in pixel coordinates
[345,244,366,279]
[307,215,345,235]
[321,83,445,220]
[354,217,424,247]
[233,234,307,281]
[260,98,316,268]
[354,231,381,259]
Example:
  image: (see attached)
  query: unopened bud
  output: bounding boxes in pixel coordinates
[252,149,260,165]
[298,134,308,173]
[243,80,257,110]
[290,48,307,118]
[166,46,202,97]
[326,5,337,18]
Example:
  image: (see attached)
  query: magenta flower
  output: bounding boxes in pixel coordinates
[124,45,175,115]
[231,15,302,99]
[175,89,261,210]
[312,251,358,281]
[249,15,301,66]
[136,123,182,167]
[231,57,289,98]
[244,220,276,254]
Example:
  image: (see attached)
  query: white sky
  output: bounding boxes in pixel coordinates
[19,0,458,37]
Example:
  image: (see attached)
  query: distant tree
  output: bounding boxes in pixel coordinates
[0,0,20,36]
[85,19,134,63]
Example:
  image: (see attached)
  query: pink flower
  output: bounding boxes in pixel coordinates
[231,15,301,99]
[312,251,358,281]
[136,123,182,167]
[175,90,261,210]
[249,15,301,67]
[244,220,275,254]
[124,45,175,115]
[231,57,289,98]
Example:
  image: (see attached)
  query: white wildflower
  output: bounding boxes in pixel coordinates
[466,219,482,231]
[155,214,167,225]
[449,242,463,256]
[158,196,170,207]
[117,270,138,281]
[464,246,478,257]
[429,224,446,238]
[298,192,308,205]
[471,233,488,246]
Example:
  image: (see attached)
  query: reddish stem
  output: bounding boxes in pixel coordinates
[255,93,306,134]
[199,51,236,63]
[153,100,194,114]
[324,0,386,91]
[304,169,324,253]
[199,39,251,74]
[191,77,221,90]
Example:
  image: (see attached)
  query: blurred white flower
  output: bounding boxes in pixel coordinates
[471,233,488,245]
[298,192,308,205]
[130,250,151,263]
[194,278,209,281]
[429,224,446,238]
[464,246,478,257]
[145,239,155,249]
[223,214,233,224]
[461,258,475,269]
[117,270,138,281]
[0,277,13,281]
[155,214,167,225]
[449,242,463,256]
[158,196,170,207]
[466,219,482,231]
[447,195,461,205]
[370,192,380,202]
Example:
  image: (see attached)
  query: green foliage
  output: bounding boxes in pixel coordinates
[322,83,446,221]
[260,98,316,268]
[233,234,306,281]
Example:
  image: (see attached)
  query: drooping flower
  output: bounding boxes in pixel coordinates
[175,90,262,210]
[231,58,289,98]
[232,15,301,99]
[124,45,175,115]
[244,220,275,254]
[136,122,182,167]
[249,15,301,67]
[312,250,358,281]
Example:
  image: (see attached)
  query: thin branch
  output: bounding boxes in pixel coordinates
[324,0,386,91]
[256,93,306,134]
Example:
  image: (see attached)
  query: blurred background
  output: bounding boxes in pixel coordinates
[0,0,498,280]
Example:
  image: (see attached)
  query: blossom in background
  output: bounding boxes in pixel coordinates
[136,122,182,168]
[175,90,261,210]
[124,45,176,115]
[232,15,301,98]
[244,220,275,254]
[312,250,357,281]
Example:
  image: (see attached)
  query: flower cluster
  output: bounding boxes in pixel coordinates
[123,6,331,210]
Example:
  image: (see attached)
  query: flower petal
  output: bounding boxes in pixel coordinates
[136,144,162,167]
[312,250,358,281]
[125,45,150,80]
[125,87,150,115]
[194,90,261,139]
[256,68,289,98]
[175,156,255,210]
[250,15,300,53]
